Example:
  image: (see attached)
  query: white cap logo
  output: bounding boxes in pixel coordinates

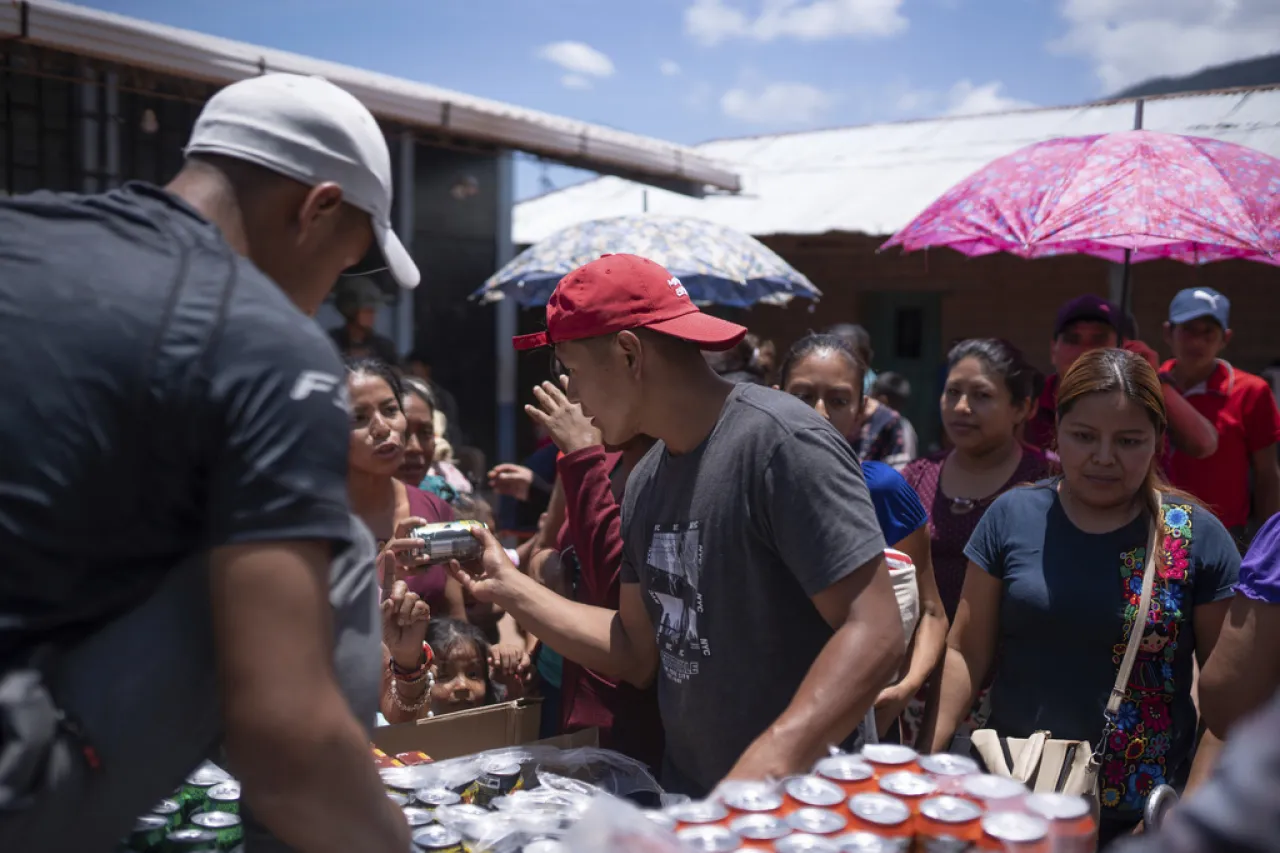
[1193,289,1220,309]
[667,276,688,299]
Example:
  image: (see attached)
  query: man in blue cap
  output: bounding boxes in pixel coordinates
[1162,287,1280,550]
[1024,294,1217,461]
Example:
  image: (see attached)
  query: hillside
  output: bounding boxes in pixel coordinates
[1114,53,1280,99]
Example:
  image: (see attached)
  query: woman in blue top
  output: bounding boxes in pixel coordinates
[927,348,1239,844]
[778,333,948,739]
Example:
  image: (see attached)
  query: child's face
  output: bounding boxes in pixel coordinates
[430,641,488,715]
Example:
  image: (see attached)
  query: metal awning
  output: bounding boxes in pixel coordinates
[0,0,740,196]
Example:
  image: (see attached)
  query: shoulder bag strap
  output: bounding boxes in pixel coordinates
[1106,518,1160,720]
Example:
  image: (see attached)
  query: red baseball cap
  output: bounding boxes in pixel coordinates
[511,254,747,352]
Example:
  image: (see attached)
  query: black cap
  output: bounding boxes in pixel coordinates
[1054,295,1121,338]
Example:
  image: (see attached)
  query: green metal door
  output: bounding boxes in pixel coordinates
[861,291,943,453]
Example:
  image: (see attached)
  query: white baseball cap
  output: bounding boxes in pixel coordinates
[185,73,420,289]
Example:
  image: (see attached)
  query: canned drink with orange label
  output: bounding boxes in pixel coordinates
[961,774,1028,812]
[832,831,911,853]
[676,824,740,852]
[814,755,878,798]
[643,810,679,832]
[877,771,938,814]
[783,776,846,812]
[786,808,848,836]
[1023,793,1096,853]
[665,799,730,829]
[719,781,785,815]
[728,813,790,848]
[860,744,921,776]
[775,833,842,853]
[919,754,980,791]
[918,795,984,846]
[979,812,1051,853]
[847,793,914,839]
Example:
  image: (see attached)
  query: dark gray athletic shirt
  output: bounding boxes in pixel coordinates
[0,182,354,663]
[620,383,886,793]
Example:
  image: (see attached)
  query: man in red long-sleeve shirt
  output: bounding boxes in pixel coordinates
[528,380,664,771]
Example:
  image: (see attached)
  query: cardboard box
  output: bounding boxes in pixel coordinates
[371,698,598,759]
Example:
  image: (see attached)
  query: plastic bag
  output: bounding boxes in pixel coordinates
[379,745,669,804]
[558,792,685,853]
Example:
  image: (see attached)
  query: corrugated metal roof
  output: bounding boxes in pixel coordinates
[0,0,739,193]
[514,87,1280,244]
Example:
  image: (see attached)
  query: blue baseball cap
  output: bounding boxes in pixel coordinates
[1169,288,1230,328]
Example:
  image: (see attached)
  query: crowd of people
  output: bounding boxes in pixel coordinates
[1,71,1278,853]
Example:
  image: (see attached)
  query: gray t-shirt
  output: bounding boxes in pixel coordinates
[620,383,886,793]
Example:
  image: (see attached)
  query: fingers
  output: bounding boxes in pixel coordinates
[392,516,428,539]
[558,374,570,393]
[524,403,551,428]
[446,559,478,594]
[397,588,417,626]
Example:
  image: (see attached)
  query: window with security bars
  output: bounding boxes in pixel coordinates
[1,44,213,197]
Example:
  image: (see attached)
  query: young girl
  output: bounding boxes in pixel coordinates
[777,333,949,740]
[344,358,466,620]
[928,348,1239,843]
[426,618,526,716]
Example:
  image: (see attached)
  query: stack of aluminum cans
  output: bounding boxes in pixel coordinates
[119,762,244,853]
[650,745,1098,853]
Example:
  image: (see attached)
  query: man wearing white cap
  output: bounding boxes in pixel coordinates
[0,75,418,851]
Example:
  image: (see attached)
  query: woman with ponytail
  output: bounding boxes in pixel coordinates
[924,348,1240,844]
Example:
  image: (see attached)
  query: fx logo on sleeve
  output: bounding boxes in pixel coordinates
[290,370,350,412]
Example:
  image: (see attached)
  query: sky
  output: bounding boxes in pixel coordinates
[77,0,1280,200]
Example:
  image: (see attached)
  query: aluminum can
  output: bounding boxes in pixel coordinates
[127,815,169,852]
[783,775,845,809]
[411,824,466,852]
[979,812,1050,852]
[786,807,848,835]
[814,754,877,797]
[189,811,243,851]
[728,812,790,843]
[847,793,912,837]
[719,780,784,814]
[409,520,486,565]
[204,782,240,816]
[676,825,740,851]
[775,833,842,853]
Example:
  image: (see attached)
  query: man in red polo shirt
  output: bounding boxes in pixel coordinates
[1162,287,1280,549]
[1025,294,1218,461]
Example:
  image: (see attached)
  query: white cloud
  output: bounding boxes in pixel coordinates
[1050,0,1280,92]
[721,82,834,124]
[686,0,908,46]
[536,41,616,83]
[889,79,1033,117]
[660,59,683,76]
[942,80,1034,116]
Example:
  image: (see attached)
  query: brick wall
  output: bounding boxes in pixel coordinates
[747,232,1280,377]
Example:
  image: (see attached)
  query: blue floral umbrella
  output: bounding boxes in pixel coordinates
[474,214,821,308]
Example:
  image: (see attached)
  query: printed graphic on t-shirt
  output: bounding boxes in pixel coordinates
[645,521,710,683]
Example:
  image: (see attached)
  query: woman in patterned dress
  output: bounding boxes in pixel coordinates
[899,339,1056,745]
[925,348,1239,844]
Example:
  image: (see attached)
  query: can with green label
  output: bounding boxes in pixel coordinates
[127,815,170,852]
[179,766,228,818]
[151,799,183,830]
[189,811,244,851]
[204,782,240,816]
[162,828,217,852]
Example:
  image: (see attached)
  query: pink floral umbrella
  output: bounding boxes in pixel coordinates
[881,130,1280,267]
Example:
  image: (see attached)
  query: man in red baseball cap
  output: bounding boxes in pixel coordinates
[455,254,904,796]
